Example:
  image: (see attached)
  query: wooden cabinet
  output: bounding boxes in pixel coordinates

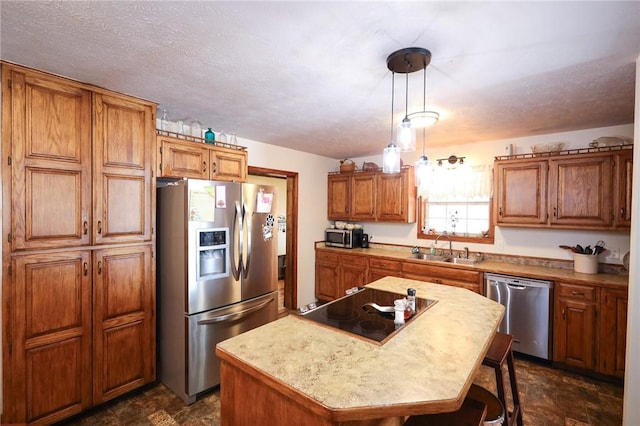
[8,251,92,424]
[314,249,368,301]
[598,287,628,378]
[93,245,155,404]
[7,66,93,250]
[494,148,632,230]
[327,166,415,223]
[494,159,548,225]
[368,257,402,283]
[93,91,154,244]
[157,134,247,182]
[553,282,598,370]
[554,282,628,377]
[613,150,633,228]
[549,154,612,227]
[402,261,483,293]
[2,62,156,425]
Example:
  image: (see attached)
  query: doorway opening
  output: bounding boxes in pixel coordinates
[248,166,298,312]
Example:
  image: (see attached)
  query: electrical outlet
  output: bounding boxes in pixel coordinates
[610,248,620,259]
[495,239,504,250]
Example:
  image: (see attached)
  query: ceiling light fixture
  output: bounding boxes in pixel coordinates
[383,70,401,173]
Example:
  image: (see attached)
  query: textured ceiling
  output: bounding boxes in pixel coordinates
[1,1,638,159]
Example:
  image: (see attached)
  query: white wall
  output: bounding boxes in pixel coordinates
[351,124,634,263]
[239,137,336,307]
[622,58,640,426]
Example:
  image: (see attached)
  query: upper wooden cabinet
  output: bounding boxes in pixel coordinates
[93,92,154,244]
[157,133,248,182]
[5,64,155,250]
[494,148,632,230]
[327,166,415,223]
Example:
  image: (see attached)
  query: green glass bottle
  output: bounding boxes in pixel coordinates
[204,128,215,144]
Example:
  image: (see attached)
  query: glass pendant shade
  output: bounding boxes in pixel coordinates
[383,143,401,173]
[414,155,430,187]
[397,117,416,151]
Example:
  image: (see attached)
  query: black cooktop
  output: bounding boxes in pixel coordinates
[300,288,436,345]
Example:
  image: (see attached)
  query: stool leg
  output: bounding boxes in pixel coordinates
[493,366,507,423]
[506,350,523,426]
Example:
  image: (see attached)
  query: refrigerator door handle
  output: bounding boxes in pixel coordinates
[196,297,274,325]
[243,201,251,279]
[230,201,241,280]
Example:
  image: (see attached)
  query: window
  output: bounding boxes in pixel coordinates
[417,163,494,243]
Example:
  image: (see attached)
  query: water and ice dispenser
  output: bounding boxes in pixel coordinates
[197,229,229,278]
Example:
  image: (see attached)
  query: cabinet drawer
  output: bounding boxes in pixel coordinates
[316,250,340,264]
[557,283,597,302]
[341,254,368,267]
[402,262,481,283]
[369,257,401,270]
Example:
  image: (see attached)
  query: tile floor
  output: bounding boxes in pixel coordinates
[59,355,623,426]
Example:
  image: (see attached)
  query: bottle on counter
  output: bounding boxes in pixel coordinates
[407,288,416,314]
[394,299,406,325]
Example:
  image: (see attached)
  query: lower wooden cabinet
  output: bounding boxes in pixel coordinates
[314,249,368,301]
[553,282,628,378]
[402,261,483,294]
[368,257,402,283]
[3,245,155,424]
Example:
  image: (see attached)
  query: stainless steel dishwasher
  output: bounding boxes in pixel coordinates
[485,273,553,360]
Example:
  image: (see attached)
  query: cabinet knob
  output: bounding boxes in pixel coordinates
[203,161,207,173]
[212,162,217,173]
[97,220,102,234]
[83,221,88,235]
[498,207,503,217]
[570,291,584,296]
[97,261,102,274]
[562,308,566,319]
[620,208,625,218]
[83,262,88,276]
[553,207,557,217]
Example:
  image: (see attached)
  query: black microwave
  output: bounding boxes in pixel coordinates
[325,228,363,249]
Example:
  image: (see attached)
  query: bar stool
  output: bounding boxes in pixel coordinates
[404,384,504,426]
[482,332,523,426]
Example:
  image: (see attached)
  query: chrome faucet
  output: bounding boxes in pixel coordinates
[434,233,453,256]
[463,247,469,259]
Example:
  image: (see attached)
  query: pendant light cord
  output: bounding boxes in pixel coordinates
[390,71,395,143]
[421,64,427,157]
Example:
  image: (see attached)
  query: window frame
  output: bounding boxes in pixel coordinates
[416,195,495,244]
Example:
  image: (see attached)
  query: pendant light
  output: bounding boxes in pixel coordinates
[383,71,400,173]
[397,71,416,151]
[415,64,431,187]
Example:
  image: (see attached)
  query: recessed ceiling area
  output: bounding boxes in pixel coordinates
[1,1,638,159]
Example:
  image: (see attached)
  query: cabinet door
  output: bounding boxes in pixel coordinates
[376,169,415,222]
[494,159,548,225]
[93,92,154,244]
[549,155,612,227]
[159,137,209,179]
[93,244,155,404]
[7,251,91,424]
[350,173,376,220]
[327,175,351,220]
[613,150,633,228]
[7,66,92,250]
[315,251,340,301]
[553,284,598,370]
[339,255,369,296]
[211,147,248,182]
[599,288,628,378]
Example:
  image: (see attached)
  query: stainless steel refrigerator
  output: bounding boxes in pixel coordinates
[157,178,278,404]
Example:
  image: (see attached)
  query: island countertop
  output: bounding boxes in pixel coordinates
[216,277,505,424]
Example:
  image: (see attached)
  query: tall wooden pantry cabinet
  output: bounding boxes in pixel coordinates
[1,62,156,425]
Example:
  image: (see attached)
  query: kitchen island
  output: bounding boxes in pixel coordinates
[215,277,505,425]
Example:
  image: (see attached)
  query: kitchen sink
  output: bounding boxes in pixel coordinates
[407,253,480,266]
[408,253,449,262]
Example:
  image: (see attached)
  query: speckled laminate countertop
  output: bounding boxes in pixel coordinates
[316,243,628,289]
[216,276,505,416]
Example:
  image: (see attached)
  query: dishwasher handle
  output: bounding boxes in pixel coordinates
[507,283,528,290]
[197,298,274,325]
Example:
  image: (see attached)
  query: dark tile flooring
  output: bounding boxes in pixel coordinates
[60,355,623,426]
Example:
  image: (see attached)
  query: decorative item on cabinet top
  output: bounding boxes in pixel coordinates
[494,141,632,161]
[156,129,247,152]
